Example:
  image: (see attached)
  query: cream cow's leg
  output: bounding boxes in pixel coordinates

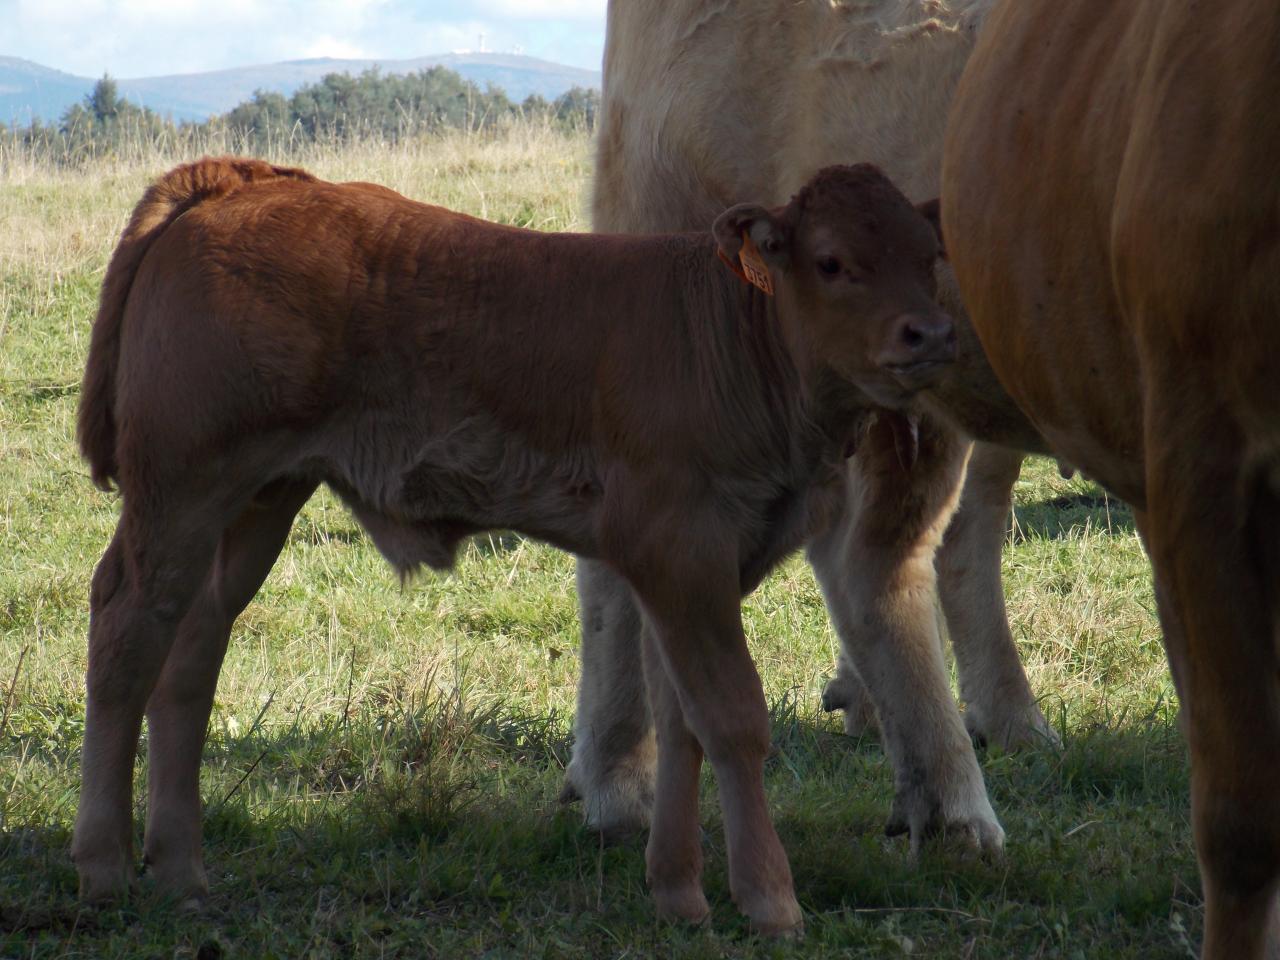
[937,442,1056,749]
[561,558,655,836]
[812,416,1004,853]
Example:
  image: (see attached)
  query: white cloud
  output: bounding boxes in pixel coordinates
[110,0,262,20]
[302,36,372,60]
[477,0,606,21]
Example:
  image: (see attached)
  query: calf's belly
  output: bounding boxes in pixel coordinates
[315,417,604,576]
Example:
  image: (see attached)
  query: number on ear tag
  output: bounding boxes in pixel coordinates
[738,231,774,296]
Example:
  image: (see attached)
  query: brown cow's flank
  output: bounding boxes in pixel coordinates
[944,1,1280,955]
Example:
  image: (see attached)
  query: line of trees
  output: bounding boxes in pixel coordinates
[224,66,598,146]
[2,67,600,162]
[5,74,173,156]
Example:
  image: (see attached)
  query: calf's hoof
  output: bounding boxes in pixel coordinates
[73,828,135,903]
[650,880,711,926]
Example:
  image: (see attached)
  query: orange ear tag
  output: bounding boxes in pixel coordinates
[737,230,774,296]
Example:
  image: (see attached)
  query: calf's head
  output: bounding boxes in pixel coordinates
[713,164,955,409]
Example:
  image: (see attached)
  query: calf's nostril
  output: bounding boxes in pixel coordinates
[881,313,956,370]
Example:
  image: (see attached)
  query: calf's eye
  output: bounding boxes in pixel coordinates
[816,255,842,277]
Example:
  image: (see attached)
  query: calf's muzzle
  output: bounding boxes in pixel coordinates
[878,310,957,385]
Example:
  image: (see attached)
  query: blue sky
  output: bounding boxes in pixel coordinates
[4,0,606,77]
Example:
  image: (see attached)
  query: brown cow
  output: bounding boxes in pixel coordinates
[943,1,1280,956]
[72,156,952,933]
[565,0,1052,853]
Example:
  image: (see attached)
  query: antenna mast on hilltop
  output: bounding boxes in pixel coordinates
[477,33,486,54]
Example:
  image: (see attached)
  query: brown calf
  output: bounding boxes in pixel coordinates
[943,1,1280,956]
[72,157,952,933]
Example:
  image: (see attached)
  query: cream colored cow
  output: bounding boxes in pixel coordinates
[564,0,1056,850]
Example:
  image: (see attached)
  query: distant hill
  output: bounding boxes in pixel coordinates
[0,57,92,125]
[0,53,600,126]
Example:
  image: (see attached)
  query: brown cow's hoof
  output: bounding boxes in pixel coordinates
[144,857,210,905]
[76,861,134,903]
[651,881,711,925]
[73,829,135,903]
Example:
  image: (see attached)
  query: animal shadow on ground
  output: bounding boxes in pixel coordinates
[0,691,1193,952]
[1014,489,1136,541]
[285,520,525,556]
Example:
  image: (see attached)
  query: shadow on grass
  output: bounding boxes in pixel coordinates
[0,697,1198,956]
[285,523,525,557]
[0,379,80,403]
[1014,490,1137,541]
[463,531,524,558]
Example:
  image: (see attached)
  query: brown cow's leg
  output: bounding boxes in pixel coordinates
[811,417,1003,853]
[560,558,655,837]
[937,442,1056,750]
[142,480,316,899]
[1144,412,1280,960]
[72,505,227,901]
[639,620,709,924]
[634,564,801,936]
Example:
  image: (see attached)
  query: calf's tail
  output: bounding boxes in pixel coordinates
[77,156,315,490]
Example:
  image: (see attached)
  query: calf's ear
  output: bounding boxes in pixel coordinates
[713,203,791,271]
[916,198,947,260]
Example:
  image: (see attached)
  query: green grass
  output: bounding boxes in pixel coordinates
[0,126,1199,958]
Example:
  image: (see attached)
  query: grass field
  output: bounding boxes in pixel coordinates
[0,126,1199,958]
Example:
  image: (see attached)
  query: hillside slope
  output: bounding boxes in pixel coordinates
[1,53,600,124]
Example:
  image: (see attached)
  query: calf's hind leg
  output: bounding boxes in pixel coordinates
[142,479,317,899]
[73,496,236,901]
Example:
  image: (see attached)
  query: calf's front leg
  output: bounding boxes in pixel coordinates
[639,620,708,924]
[628,549,802,936]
